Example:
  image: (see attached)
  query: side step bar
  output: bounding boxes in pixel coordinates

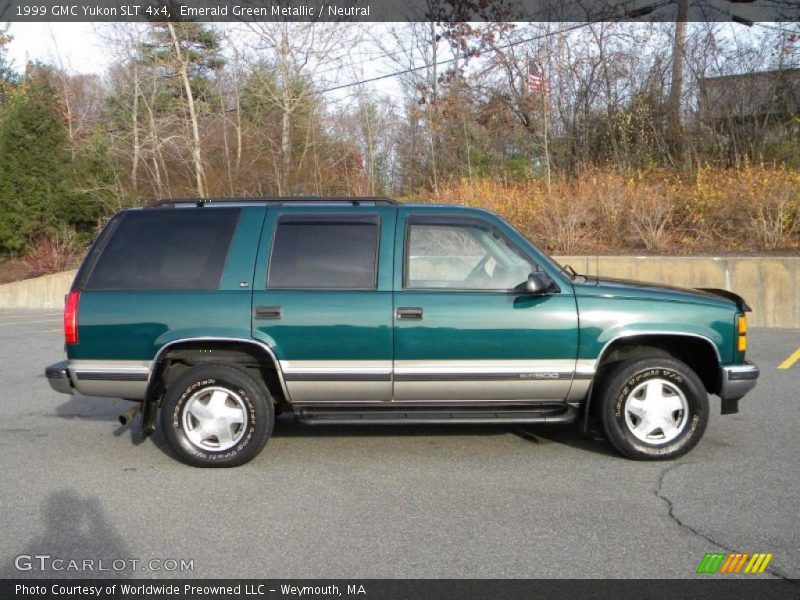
[294,404,577,426]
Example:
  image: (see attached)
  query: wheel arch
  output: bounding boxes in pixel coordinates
[581,332,721,432]
[146,337,290,412]
[595,333,722,395]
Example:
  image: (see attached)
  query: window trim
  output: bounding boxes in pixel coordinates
[402,215,538,293]
[81,208,241,292]
[266,213,382,291]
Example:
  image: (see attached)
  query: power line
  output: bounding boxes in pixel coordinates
[316,20,607,94]
[310,0,598,80]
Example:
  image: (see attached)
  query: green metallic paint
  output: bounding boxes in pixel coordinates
[218,206,267,290]
[251,205,397,362]
[67,201,745,380]
[68,207,266,362]
[393,292,579,361]
[70,290,254,361]
[573,280,737,365]
[251,291,393,360]
[392,206,580,362]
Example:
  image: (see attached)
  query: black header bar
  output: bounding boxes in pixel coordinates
[0,0,797,22]
[3,579,800,600]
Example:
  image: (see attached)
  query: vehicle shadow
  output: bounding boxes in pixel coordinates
[510,424,619,458]
[55,395,148,445]
[272,413,619,457]
[271,413,512,438]
[1,489,134,579]
[54,394,129,422]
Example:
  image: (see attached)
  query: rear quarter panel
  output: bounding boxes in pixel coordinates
[68,206,265,362]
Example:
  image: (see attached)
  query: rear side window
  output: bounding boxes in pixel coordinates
[268,215,379,289]
[84,209,240,291]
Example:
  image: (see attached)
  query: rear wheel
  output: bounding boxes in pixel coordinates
[598,357,708,460]
[160,363,273,467]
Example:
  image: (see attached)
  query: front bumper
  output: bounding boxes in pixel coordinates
[718,361,759,414]
[45,360,74,395]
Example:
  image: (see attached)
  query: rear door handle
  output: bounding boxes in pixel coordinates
[255,306,282,320]
[396,307,423,320]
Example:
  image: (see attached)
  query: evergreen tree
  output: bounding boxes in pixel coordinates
[0,66,100,254]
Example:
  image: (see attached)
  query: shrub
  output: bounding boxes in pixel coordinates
[23,228,81,277]
[406,167,800,254]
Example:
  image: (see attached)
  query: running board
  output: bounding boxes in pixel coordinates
[294,404,577,425]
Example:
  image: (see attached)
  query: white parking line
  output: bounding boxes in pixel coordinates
[0,319,62,326]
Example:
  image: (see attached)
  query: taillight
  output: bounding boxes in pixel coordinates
[64,290,80,344]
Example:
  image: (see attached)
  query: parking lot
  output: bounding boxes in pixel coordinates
[1,308,798,580]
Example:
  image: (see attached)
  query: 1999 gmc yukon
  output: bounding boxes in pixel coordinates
[45,197,759,467]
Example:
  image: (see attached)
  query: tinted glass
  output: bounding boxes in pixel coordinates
[406,222,535,290]
[268,217,379,289]
[85,209,240,291]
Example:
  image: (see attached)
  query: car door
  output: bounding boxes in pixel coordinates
[392,208,582,402]
[252,206,396,403]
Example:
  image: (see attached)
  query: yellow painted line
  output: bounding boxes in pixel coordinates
[42,328,62,333]
[778,347,800,370]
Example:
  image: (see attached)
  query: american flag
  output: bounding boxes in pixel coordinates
[527,59,550,96]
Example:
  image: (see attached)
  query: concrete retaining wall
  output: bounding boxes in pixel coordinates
[0,257,797,327]
[0,270,77,310]
[556,256,798,329]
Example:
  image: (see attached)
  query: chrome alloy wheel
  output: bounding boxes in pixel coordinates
[623,379,689,444]
[182,386,248,451]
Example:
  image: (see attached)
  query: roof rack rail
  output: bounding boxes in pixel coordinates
[151,196,398,207]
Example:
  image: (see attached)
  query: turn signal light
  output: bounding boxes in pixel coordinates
[64,290,80,344]
[736,314,747,352]
[737,315,747,335]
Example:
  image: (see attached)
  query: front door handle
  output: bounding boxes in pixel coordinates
[255,306,282,320]
[396,307,423,320]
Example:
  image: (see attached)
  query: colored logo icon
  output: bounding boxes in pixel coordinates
[696,552,773,574]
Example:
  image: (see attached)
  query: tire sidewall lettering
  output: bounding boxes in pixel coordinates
[171,378,259,462]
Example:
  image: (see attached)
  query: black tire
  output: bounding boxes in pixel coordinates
[160,363,273,467]
[598,357,709,460]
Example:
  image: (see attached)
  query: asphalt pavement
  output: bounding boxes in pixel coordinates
[0,308,797,580]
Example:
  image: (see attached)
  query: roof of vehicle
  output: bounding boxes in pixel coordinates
[148,196,399,208]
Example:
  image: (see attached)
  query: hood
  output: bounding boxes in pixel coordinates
[577,276,750,311]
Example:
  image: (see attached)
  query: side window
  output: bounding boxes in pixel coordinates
[405,220,536,291]
[267,215,379,289]
[85,209,240,291]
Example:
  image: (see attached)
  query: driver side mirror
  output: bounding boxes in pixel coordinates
[526,270,556,295]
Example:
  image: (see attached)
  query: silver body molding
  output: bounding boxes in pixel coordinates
[46,347,599,405]
[69,359,151,399]
[719,362,760,400]
[47,336,757,407]
[45,360,73,395]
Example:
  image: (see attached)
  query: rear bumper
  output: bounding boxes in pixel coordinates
[45,360,74,395]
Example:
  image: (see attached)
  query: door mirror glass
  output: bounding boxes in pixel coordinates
[526,271,556,295]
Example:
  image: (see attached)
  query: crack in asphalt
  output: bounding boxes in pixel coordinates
[655,462,796,583]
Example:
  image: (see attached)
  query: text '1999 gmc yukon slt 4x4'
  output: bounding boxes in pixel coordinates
[46,197,759,466]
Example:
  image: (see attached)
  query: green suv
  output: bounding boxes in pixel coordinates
[45,197,759,466]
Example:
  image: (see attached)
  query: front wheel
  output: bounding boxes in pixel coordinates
[598,357,709,460]
[160,363,273,467]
